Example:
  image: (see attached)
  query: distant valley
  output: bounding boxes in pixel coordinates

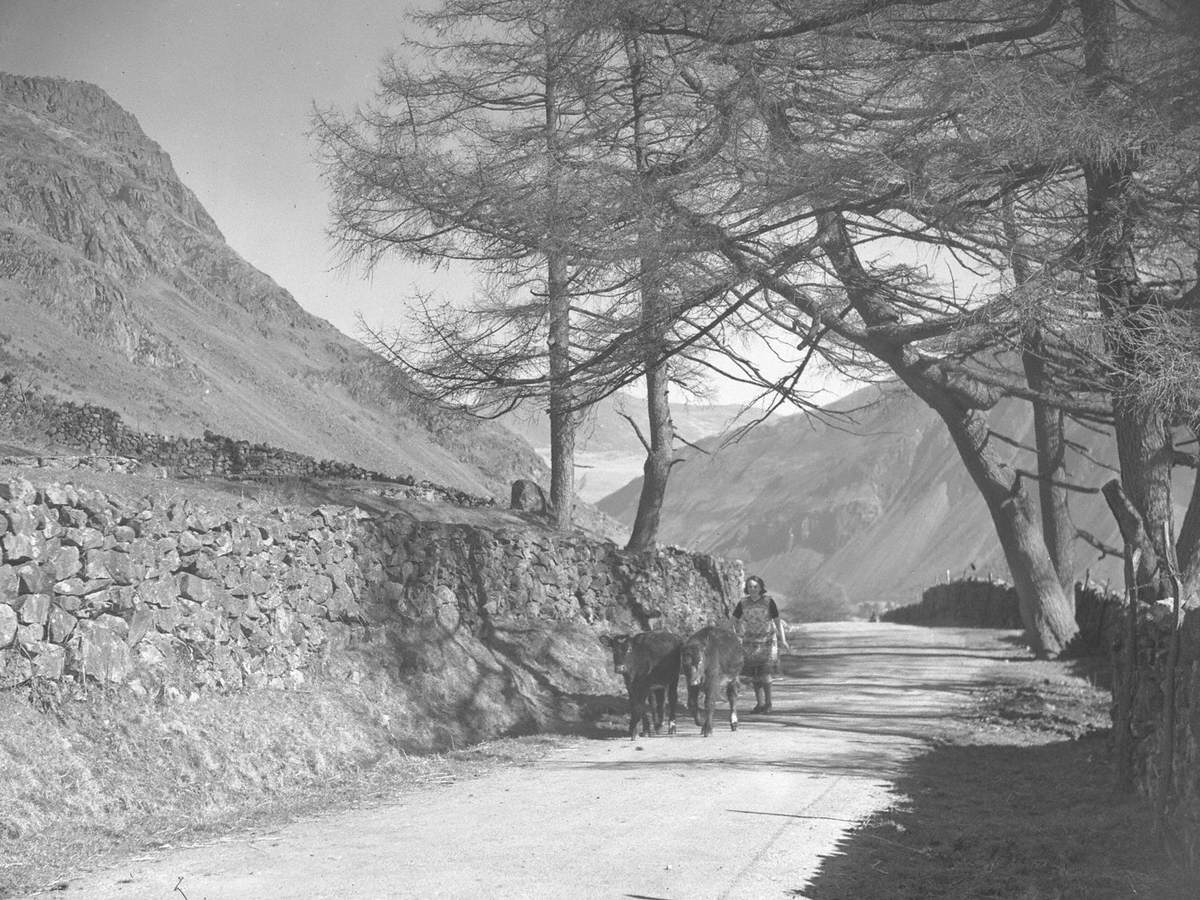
[500,394,770,503]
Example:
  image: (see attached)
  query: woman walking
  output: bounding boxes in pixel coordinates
[733,575,789,713]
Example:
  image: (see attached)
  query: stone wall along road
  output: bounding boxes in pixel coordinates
[23,622,1022,900]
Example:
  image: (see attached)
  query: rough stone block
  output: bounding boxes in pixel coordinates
[16,562,52,594]
[42,483,71,506]
[2,503,34,534]
[218,591,249,618]
[30,642,66,678]
[16,622,45,646]
[106,549,142,585]
[128,606,154,647]
[510,479,549,513]
[95,612,129,641]
[177,530,204,554]
[84,549,114,580]
[56,593,83,613]
[46,545,81,581]
[189,550,220,580]
[138,576,179,607]
[310,574,334,604]
[53,577,90,597]
[65,526,106,550]
[17,592,51,625]
[2,531,37,564]
[0,477,35,503]
[111,524,137,543]
[179,573,218,603]
[0,565,16,602]
[69,618,133,683]
[47,605,77,643]
[0,603,16,648]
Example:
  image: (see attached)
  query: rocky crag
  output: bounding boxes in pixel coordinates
[0,72,544,499]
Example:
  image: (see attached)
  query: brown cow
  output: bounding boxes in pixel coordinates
[600,631,683,739]
[681,625,745,737]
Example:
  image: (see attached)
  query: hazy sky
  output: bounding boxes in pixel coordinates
[1,0,847,407]
[0,1,476,336]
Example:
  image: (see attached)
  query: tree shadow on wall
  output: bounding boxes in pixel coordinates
[798,732,1197,900]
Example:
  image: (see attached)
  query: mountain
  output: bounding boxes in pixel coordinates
[500,393,770,502]
[0,73,546,497]
[599,382,1138,619]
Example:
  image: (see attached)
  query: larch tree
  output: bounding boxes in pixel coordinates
[313,0,612,528]
[606,0,1200,651]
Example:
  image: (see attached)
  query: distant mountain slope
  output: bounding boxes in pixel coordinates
[600,383,1136,617]
[0,73,545,497]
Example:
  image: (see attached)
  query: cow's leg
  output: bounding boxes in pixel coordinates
[638,688,653,737]
[650,685,665,734]
[727,678,740,732]
[629,689,646,739]
[666,678,678,735]
[688,684,702,727]
[701,676,716,737]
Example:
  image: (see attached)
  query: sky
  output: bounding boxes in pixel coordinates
[1,1,473,336]
[0,0,847,407]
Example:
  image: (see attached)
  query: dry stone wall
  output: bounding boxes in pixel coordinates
[1106,594,1200,867]
[0,473,741,704]
[882,577,1023,629]
[0,380,493,506]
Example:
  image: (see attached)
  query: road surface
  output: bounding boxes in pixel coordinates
[28,622,1021,899]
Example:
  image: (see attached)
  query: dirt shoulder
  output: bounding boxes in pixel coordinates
[12,623,1193,899]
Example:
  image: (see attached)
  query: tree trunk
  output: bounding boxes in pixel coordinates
[625,349,673,552]
[547,250,575,529]
[543,32,575,530]
[1078,0,1175,600]
[1174,432,1200,599]
[817,210,1077,656]
[1112,399,1174,600]
[1022,344,1076,591]
[625,246,674,551]
[622,33,674,553]
[1006,197,1076,590]
[904,375,1079,657]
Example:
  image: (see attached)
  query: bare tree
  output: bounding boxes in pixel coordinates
[313,0,607,527]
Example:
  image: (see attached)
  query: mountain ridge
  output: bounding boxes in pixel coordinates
[599,383,1134,618]
[0,72,547,499]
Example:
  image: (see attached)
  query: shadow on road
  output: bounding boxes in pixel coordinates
[799,732,1198,900]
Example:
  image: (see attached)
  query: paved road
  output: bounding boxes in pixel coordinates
[32,623,1020,900]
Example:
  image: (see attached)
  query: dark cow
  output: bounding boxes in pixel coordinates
[600,631,683,739]
[681,625,745,737]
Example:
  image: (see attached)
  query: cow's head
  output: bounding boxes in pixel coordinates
[600,633,635,675]
[680,642,707,686]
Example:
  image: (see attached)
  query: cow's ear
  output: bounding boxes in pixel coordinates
[599,634,613,647]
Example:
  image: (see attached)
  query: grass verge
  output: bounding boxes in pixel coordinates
[804,655,1198,899]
